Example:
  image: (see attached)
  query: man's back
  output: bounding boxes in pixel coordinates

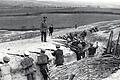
[37,54,49,65]
[52,49,64,66]
[88,47,97,56]
[21,57,34,69]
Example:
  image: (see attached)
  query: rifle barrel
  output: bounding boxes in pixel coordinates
[113,31,120,56]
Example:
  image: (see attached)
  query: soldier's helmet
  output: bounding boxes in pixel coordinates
[3,56,10,63]
[24,51,30,56]
[56,44,60,48]
[41,49,46,53]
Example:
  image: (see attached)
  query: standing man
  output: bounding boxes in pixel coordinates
[52,44,64,66]
[21,51,36,80]
[49,24,54,36]
[36,49,49,80]
[74,24,78,29]
[40,16,48,42]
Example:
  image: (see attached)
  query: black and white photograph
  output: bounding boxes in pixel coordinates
[0,0,120,80]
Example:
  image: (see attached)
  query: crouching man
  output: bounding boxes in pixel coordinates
[36,49,49,80]
[52,44,64,66]
[87,42,99,57]
[21,51,36,80]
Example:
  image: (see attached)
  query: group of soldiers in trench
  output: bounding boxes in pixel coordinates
[0,16,113,80]
[0,44,64,80]
[57,27,99,60]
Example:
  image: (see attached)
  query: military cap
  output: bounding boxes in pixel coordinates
[41,49,46,53]
[3,56,10,62]
[56,44,60,48]
[24,51,30,56]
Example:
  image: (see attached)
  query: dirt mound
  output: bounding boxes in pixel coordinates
[50,56,120,80]
[0,31,40,43]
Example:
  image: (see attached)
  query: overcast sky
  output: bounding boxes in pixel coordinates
[36,0,120,4]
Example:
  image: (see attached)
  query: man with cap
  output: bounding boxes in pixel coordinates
[0,56,12,80]
[87,42,98,57]
[36,49,49,80]
[40,16,48,42]
[52,44,64,66]
[21,51,36,80]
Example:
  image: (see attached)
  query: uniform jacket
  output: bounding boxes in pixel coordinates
[40,22,48,32]
[49,26,53,33]
[88,46,98,56]
[52,49,64,65]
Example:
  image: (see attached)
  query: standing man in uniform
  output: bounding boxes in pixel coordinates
[74,24,78,29]
[36,49,49,80]
[52,44,64,66]
[40,16,48,42]
[21,51,36,80]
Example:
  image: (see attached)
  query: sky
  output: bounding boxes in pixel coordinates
[3,0,120,8]
[36,0,120,4]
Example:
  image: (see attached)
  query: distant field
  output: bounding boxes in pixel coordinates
[0,13,120,29]
[0,7,120,30]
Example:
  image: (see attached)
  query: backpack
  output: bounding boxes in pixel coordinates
[21,57,34,69]
[37,55,48,65]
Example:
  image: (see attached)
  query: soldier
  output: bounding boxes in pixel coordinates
[80,30,87,40]
[49,24,54,36]
[94,27,99,32]
[36,49,49,80]
[70,40,82,60]
[87,42,98,57]
[80,41,87,59]
[52,44,64,66]
[40,16,48,42]
[74,24,78,29]
[0,56,12,80]
[89,29,93,33]
[21,51,36,80]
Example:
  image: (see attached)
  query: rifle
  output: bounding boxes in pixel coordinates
[45,68,51,80]
[106,30,113,54]
[29,51,40,54]
[37,48,55,52]
[113,31,120,57]
[45,49,55,52]
[29,49,55,54]
[7,53,24,57]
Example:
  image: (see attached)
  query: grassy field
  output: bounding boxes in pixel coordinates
[0,13,120,29]
[0,6,120,30]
